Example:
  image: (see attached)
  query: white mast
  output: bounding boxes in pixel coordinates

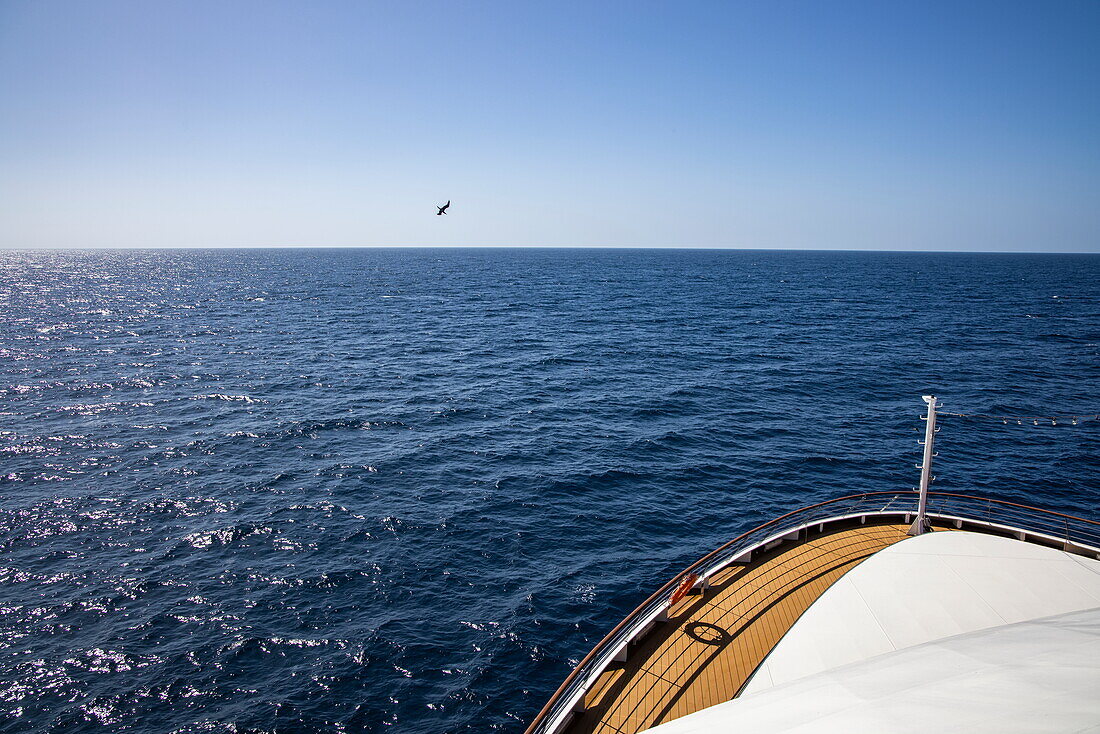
[908,394,940,536]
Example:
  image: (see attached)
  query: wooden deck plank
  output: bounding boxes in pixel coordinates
[565,522,913,734]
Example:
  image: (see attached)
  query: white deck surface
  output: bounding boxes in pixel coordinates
[742,529,1100,694]
[648,606,1100,734]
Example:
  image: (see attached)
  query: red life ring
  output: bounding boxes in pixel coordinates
[669,573,699,605]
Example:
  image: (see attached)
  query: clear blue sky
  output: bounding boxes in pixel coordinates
[1,0,1097,250]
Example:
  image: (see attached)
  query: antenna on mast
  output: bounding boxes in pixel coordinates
[908,394,940,536]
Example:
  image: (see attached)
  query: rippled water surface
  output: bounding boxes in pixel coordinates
[1,248,1098,732]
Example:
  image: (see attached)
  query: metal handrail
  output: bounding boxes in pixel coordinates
[524,491,1100,734]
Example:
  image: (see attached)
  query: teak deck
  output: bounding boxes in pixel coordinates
[564,521,914,734]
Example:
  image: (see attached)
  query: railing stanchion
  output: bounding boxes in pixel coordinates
[909,395,940,536]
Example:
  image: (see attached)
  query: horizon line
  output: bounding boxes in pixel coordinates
[2,245,1098,255]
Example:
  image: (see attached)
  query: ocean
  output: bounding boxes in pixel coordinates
[1,248,1098,732]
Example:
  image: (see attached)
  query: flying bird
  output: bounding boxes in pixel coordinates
[436,201,450,215]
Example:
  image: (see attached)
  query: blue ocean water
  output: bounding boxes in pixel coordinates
[1,248,1098,733]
